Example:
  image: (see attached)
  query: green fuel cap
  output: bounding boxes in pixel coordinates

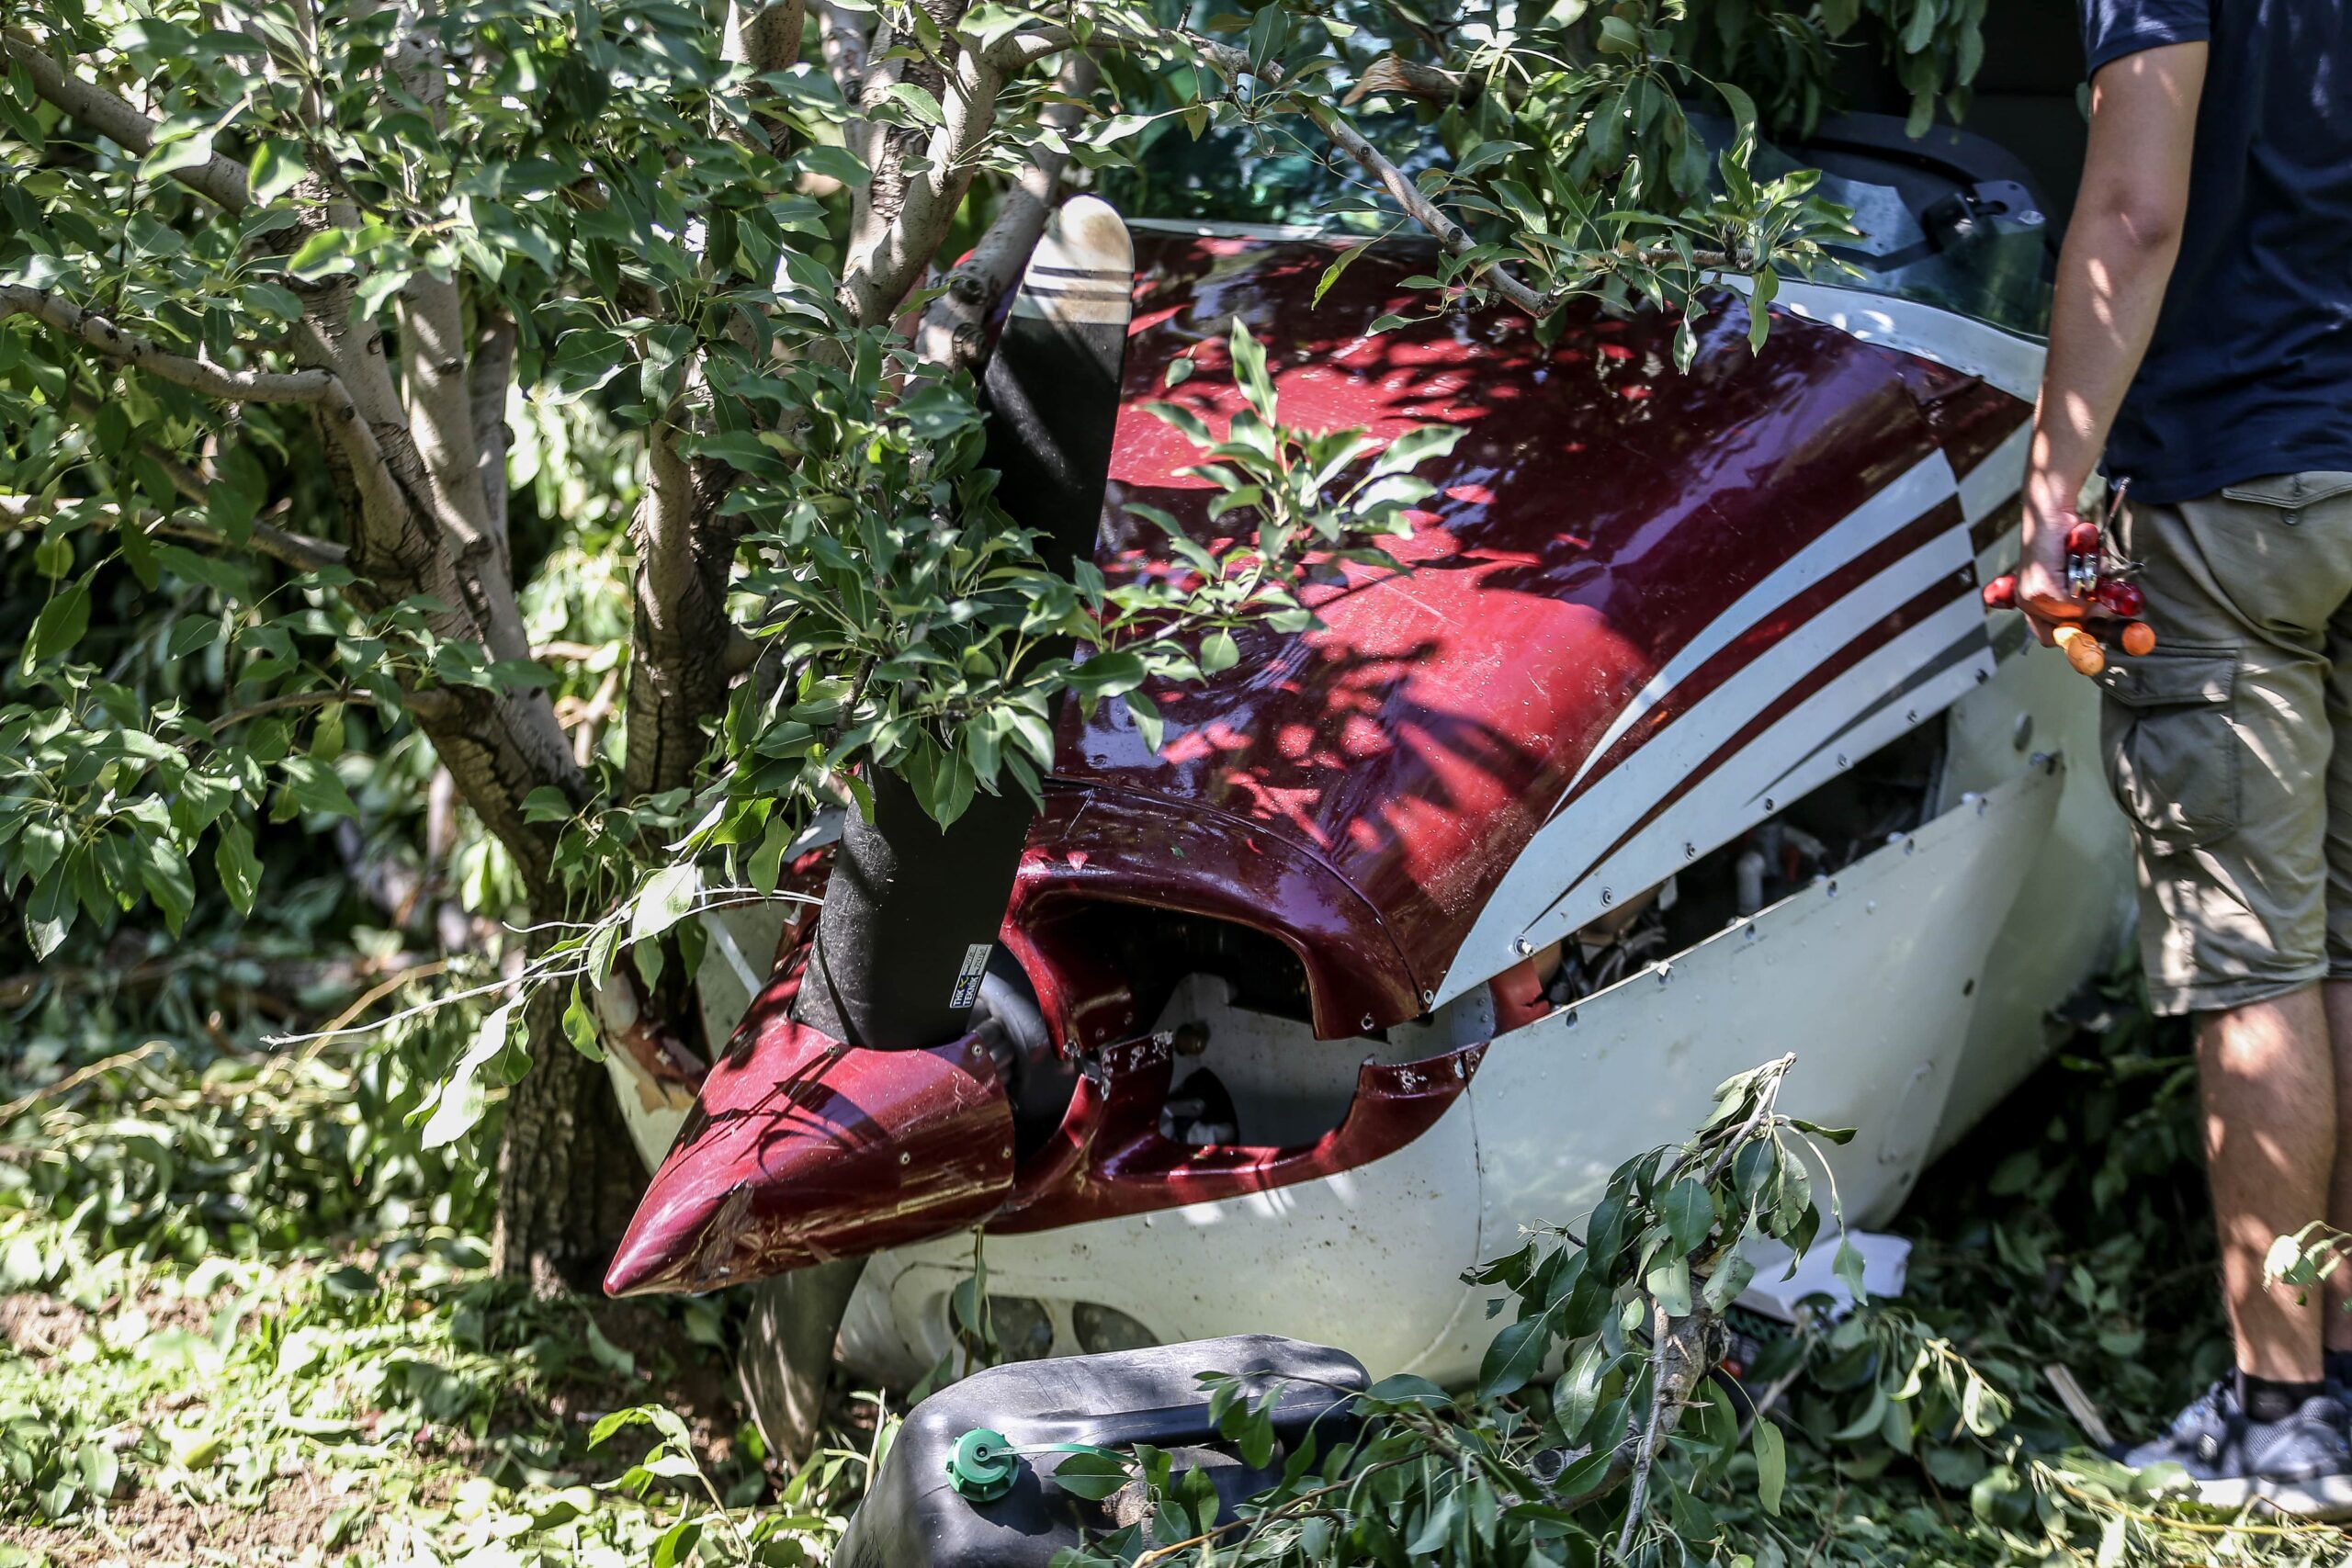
[945,1427,1020,1503]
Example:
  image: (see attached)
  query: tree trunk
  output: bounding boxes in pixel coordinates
[492,939,648,1294]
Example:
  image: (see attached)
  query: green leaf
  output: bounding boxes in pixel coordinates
[138,837,196,934]
[247,139,306,204]
[748,815,794,897]
[214,820,261,915]
[651,1517,702,1568]
[1407,1490,1459,1554]
[1313,239,1373,307]
[1048,1450,1133,1502]
[887,82,944,124]
[797,143,870,186]
[1923,1441,1987,1489]
[26,579,91,663]
[1902,0,1941,54]
[141,129,216,180]
[286,229,355,280]
[521,786,574,824]
[1753,1418,1786,1515]
[1645,1255,1691,1316]
[1143,400,1213,445]
[419,999,517,1149]
[1833,1238,1869,1304]
[1227,318,1275,419]
[1555,1338,1610,1437]
[630,863,701,946]
[154,544,251,601]
[563,983,605,1062]
[1715,80,1759,141]
[1368,423,1464,479]
[1124,691,1165,753]
[1659,1178,1714,1254]
[1477,1308,1554,1401]
[1747,266,1779,353]
[588,1407,655,1448]
[1702,1247,1757,1314]
[1066,649,1147,700]
[279,756,358,819]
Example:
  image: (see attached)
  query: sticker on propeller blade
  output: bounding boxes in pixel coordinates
[950,943,992,1010]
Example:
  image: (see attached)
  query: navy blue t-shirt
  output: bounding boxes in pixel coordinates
[2078,0,2352,503]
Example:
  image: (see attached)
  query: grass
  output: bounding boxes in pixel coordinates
[0,1002,876,1568]
[6,968,2352,1565]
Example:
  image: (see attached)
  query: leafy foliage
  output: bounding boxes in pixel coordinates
[690,316,1456,859]
[0,0,1991,964]
[9,975,2352,1563]
[0,992,879,1563]
[1015,991,2351,1566]
[1046,1058,1849,1563]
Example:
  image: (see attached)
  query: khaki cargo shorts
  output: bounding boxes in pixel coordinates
[2099,471,2352,1015]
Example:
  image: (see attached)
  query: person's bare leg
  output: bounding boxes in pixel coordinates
[2320,980,2352,1356]
[2199,984,2334,1382]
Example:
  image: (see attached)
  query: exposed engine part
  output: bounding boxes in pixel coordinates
[1084,905,1317,1027]
[1142,972,1442,1149]
[1541,878,1677,1004]
[1159,1067,1240,1146]
[969,953,1079,1158]
[1534,721,1947,1009]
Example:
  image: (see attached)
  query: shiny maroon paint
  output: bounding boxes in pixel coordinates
[1556,494,1968,814]
[605,929,1477,1292]
[605,231,2036,1293]
[1049,232,2008,1033]
[604,957,1015,1297]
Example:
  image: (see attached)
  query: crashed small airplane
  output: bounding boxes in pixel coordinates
[594,98,2133,1393]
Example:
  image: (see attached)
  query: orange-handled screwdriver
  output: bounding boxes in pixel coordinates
[2053,625,2105,676]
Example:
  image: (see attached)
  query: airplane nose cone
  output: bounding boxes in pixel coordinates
[605,1014,1016,1297]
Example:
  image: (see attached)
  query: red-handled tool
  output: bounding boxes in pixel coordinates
[1981,480,2154,677]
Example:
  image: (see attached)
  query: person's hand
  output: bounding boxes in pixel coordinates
[2018,470,2088,648]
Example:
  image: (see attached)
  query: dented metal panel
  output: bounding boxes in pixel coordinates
[841,756,2064,1384]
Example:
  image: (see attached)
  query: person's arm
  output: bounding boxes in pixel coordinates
[2018,40,2208,642]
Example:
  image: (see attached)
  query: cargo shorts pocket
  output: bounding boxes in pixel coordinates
[2219,472,2352,516]
[2097,647,2240,853]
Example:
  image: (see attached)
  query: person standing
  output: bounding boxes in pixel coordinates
[2018,0,2352,1515]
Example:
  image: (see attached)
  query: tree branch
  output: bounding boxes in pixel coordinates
[1188,41,1551,317]
[813,0,870,113]
[2,27,252,212]
[177,687,375,749]
[726,0,808,75]
[469,306,516,564]
[915,49,1098,369]
[395,276,498,559]
[846,3,1069,328]
[3,491,351,574]
[3,287,336,403]
[622,413,739,798]
[725,0,808,152]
